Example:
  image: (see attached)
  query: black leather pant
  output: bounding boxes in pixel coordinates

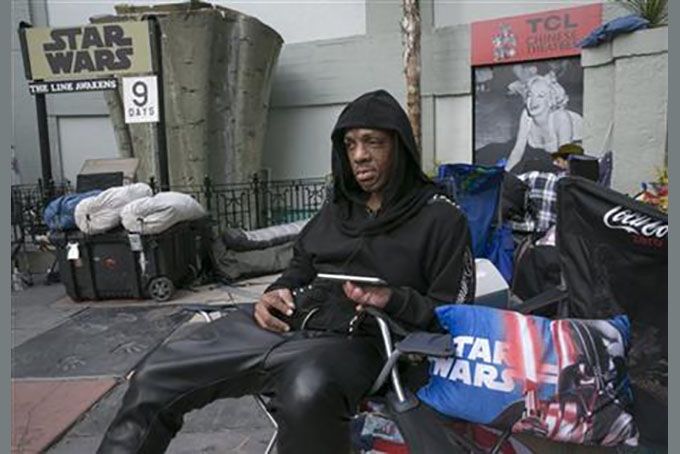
[97,307,384,454]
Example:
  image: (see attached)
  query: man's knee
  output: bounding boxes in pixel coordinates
[278,363,344,418]
[128,360,172,390]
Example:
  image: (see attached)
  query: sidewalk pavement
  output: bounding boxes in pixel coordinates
[11,275,279,454]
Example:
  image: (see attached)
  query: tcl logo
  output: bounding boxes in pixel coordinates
[603,206,668,239]
[526,14,578,33]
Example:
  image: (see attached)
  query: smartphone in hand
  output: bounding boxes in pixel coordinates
[316,273,388,286]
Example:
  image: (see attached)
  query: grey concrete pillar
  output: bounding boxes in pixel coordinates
[582,26,668,195]
[99,2,283,187]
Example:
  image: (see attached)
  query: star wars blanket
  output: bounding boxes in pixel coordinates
[418,305,638,447]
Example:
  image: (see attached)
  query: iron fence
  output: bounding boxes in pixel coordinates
[155,175,330,232]
[11,180,73,258]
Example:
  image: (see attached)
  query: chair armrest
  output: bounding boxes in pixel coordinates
[511,285,568,316]
[396,332,454,358]
[363,307,452,407]
[363,306,410,337]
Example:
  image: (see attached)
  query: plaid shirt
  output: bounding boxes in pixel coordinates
[510,171,565,233]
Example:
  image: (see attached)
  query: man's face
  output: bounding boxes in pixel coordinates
[343,128,394,195]
[553,156,569,170]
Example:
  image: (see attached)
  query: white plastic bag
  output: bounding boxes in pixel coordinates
[75,183,152,235]
[121,192,207,234]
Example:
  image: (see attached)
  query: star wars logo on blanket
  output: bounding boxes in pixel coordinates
[430,336,550,393]
[22,22,153,81]
[429,335,558,394]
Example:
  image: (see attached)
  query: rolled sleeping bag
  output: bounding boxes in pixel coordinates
[212,219,310,282]
[75,183,152,235]
[221,219,309,251]
[121,191,207,234]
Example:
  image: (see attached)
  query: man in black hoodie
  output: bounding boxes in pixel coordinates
[97,89,474,454]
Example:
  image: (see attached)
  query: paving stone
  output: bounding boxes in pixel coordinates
[12,378,116,454]
[47,381,274,454]
[12,305,191,379]
[11,283,82,348]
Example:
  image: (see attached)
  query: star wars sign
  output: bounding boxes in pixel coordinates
[471,4,602,66]
[123,76,159,124]
[21,22,153,80]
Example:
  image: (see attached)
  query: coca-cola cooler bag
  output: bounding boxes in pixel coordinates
[417,305,638,447]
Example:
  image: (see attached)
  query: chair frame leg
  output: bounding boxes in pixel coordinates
[489,428,512,454]
[254,395,278,454]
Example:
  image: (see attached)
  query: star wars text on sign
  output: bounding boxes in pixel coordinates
[42,25,134,75]
[22,22,153,81]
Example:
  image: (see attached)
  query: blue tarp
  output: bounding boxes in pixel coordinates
[581,14,650,48]
[44,190,101,231]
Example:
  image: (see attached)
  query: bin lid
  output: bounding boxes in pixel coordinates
[79,158,139,181]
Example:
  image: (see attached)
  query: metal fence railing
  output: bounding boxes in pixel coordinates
[11,180,73,258]
[154,175,330,232]
[11,175,329,259]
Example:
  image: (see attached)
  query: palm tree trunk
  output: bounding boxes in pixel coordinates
[402,0,422,158]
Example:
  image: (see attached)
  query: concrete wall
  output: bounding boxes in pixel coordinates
[435,95,473,170]
[45,0,366,44]
[581,26,668,195]
[261,104,345,180]
[58,117,118,183]
[263,1,473,179]
[11,0,42,185]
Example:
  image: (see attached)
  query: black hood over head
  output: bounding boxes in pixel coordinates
[330,89,441,236]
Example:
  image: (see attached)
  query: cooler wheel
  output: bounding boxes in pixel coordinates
[148,276,174,302]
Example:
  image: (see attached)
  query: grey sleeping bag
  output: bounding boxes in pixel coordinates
[212,220,309,282]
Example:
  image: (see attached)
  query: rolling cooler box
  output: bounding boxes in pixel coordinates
[50,219,210,302]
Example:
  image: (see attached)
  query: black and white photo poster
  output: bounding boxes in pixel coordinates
[474,58,584,174]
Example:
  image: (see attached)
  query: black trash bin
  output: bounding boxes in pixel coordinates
[50,219,210,302]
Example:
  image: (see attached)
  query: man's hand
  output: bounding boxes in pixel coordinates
[254,288,295,333]
[343,281,392,311]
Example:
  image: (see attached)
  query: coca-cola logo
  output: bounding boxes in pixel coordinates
[603,206,668,239]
